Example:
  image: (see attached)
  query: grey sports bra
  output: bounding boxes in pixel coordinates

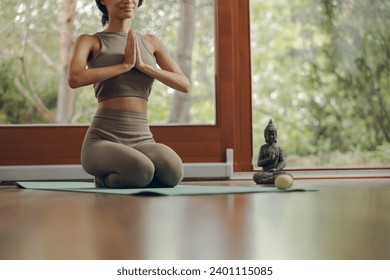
[88,32,157,102]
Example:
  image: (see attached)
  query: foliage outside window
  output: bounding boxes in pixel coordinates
[0,0,215,125]
[250,0,390,167]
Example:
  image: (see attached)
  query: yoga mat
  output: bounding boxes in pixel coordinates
[16,181,317,196]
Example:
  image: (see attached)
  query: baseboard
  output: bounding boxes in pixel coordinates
[0,149,234,182]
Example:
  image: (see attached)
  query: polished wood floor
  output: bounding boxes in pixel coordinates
[0,179,389,260]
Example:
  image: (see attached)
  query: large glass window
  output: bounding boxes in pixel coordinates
[250,0,390,167]
[0,0,215,125]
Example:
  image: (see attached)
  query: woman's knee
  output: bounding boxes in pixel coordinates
[82,141,156,188]
[125,158,155,187]
[104,157,155,188]
[136,143,184,187]
[166,168,184,187]
[151,145,184,186]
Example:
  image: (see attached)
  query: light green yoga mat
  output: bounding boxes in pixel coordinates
[16,181,317,196]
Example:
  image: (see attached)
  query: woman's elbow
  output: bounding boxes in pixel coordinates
[180,77,190,93]
[68,80,77,89]
[181,84,190,94]
[67,74,82,89]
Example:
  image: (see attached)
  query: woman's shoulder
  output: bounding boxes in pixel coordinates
[141,33,161,44]
[141,33,164,46]
[141,33,159,41]
[74,33,101,50]
[139,33,161,54]
[75,33,100,44]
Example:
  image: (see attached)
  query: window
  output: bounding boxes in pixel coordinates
[250,0,390,168]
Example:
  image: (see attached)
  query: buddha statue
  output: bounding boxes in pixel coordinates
[253,119,287,184]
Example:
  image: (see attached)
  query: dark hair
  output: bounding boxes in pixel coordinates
[95,0,143,26]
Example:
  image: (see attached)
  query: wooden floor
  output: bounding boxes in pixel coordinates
[0,178,389,260]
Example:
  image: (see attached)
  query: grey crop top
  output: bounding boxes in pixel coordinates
[88,32,157,102]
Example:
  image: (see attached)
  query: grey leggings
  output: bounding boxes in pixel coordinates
[81,109,183,188]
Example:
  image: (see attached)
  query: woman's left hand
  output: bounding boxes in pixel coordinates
[135,40,146,71]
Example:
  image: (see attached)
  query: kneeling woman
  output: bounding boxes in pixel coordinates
[68,0,190,188]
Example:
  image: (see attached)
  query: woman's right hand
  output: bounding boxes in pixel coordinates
[123,29,137,70]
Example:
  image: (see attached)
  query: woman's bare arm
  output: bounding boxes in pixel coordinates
[135,34,190,93]
[67,32,136,89]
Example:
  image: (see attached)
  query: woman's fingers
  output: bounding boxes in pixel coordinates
[124,29,136,68]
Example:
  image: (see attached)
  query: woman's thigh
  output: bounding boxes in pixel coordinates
[81,139,155,186]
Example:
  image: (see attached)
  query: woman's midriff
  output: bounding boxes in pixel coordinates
[98,96,148,113]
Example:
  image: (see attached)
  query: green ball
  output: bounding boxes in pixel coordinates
[274,174,293,190]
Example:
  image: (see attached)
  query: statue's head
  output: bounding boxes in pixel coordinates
[264,119,277,143]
